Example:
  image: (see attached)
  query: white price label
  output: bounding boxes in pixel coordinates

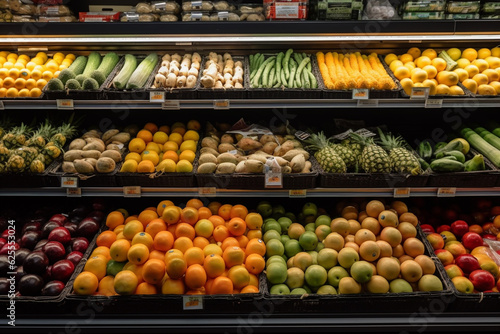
[162,100,180,110]
[150,91,165,103]
[437,187,456,197]
[410,87,429,99]
[289,189,307,198]
[425,99,443,108]
[61,176,78,188]
[393,188,411,198]
[275,2,299,19]
[198,187,217,197]
[57,99,74,110]
[214,100,230,110]
[352,88,369,100]
[265,171,283,188]
[66,188,82,197]
[123,186,141,197]
[357,99,378,107]
[183,296,203,310]
[0,101,4,110]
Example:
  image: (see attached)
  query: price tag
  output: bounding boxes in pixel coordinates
[289,189,307,198]
[425,99,443,108]
[352,88,369,100]
[61,176,78,188]
[123,186,141,197]
[357,99,378,107]
[198,187,217,197]
[265,171,283,188]
[56,99,74,110]
[410,87,429,99]
[0,101,4,110]
[394,188,410,198]
[214,100,230,110]
[437,187,456,197]
[66,188,81,197]
[150,91,165,103]
[183,296,203,310]
[162,100,180,110]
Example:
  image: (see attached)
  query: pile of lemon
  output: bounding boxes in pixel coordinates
[0,51,74,98]
[121,120,200,173]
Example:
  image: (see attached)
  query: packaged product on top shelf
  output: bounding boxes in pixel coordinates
[239,3,265,21]
[120,1,181,21]
[79,11,120,22]
[362,0,399,19]
[400,0,445,19]
[310,0,363,20]
[0,8,12,21]
[264,0,309,20]
[35,3,71,15]
[444,12,480,18]
[446,0,481,13]
[481,1,500,18]
[7,0,36,14]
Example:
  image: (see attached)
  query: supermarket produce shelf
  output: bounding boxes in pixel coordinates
[2,98,500,109]
[2,187,500,197]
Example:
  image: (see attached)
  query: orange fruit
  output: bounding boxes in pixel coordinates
[184,247,205,266]
[221,237,239,251]
[137,160,155,173]
[185,264,207,290]
[241,285,259,294]
[148,249,165,261]
[156,200,175,216]
[186,198,204,209]
[91,246,112,261]
[245,213,263,230]
[138,209,158,229]
[245,253,265,275]
[161,278,185,294]
[198,207,213,220]
[228,265,250,289]
[403,237,425,257]
[163,141,178,152]
[114,270,139,295]
[106,211,125,230]
[127,243,150,265]
[247,229,262,240]
[236,235,249,249]
[193,236,210,249]
[204,254,226,278]
[153,230,174,252]
[73,271,99,295]
[84,255,108,280]
[165,256,187,280]
[245,238,266,256]
[175,222,196,240]
[208,201,222,215]
[137,129,153,143]
[180,206,199,225]
[203,244,223,257]
[173,236,194,253]
[226,217,246,236]
[218,204,233,221]
[153,131,168,144]
[135,282,158,295]
[109,239,131,262]
[96,231,117,248]
[194,219,214,239]
[129,138,146,153]
[162,206,181,225]
[213,225,231,242]
[208,215,225,227]
[179,150,196,164]
[142,259,166,285]
[123,220,144,240]
[98,275,117,296]
[162,150,178,163]
[145,218,167,239]
[159,125,170,134]
[143,122,158,134]
[223,246,245,268]
[141,150,160,166]
[164,249,184,263]
[211,276,233,294]
[230,204,248,219]
[131,232,154,250]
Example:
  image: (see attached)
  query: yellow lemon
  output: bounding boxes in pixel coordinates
[176,159,193,173]
[179,140,197,153]
[462,48,478,62]
[179,150,195,164]
[125,152,142,163]
[156,159,177,173]
[120,159,138,173]
[183,130,200,142]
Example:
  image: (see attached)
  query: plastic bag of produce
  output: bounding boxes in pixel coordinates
[362,0,399,19]
[483,239,500,266]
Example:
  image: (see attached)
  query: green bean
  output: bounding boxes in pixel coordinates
[253,56,275,88]
[283,48,294,80]
[288,58,297,88]
[308,70,318,89]
[266,67,276,88]
[275,52,284,86]
[302,68,310,88]
[249,54,254,71]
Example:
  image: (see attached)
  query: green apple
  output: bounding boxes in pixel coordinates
[286,267,305,289]
[315,215,331,228]
[316,285,337,295]
[278,217,293,233]
[272,204,286,217]
[285,212,297,222]
[305,264,328,287]
[350,260,373,284]
[270,283,290,295]
[315,242,325,252]
[327,266,349,288]
[317,248,338,270]
[280,235,291,245]
[307,251,318,265]
[305,222,316,232]
[266,262,288,285]
[257,201,273,218]
[302,202,318,217]
[299,231,318,251]
[285,239,302,258]
[263,230,281,244]
[290,288,308,295]
[264,220,282,234]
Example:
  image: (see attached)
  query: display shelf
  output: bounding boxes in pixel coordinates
[2,98,500,109]
[2,186,500,197]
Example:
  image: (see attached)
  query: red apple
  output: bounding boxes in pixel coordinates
[87,210,105,223]
[41,221,63,239]
[51,259,74,282]
[21,230,42,250]
[76,217,99,239]
[34,239,48,251]
[444,264,464,279]
[48,227,71,245]
[437,225,451,234]
[0,242,19,255]
[0,237,6,249]
[48,214,68,226]
[41,280,65,296]
[451,220,469,238]
[63,222,78,237]
[42,241,66,263]
[482,234,497,241]
[420,224,435,234]
[71,237,89,253]
[66,251,83,266]
[461,232,484,250]
[23,251,49,275]
[455,254,481,274]
[22,221,42,234]
[469,269,496,292]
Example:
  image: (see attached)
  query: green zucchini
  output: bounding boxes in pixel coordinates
[126,53,158,89]
[82,52,102,78]
[96,52,120,77]
[464,154,485,171]
[90,70,106,86]
[112,54,137,90]
[417,140,433,161]
[436,150,465,163]
[434,142,447,152]
[460,127,500,168]
[68,56,87,76]
[430,158,464,172]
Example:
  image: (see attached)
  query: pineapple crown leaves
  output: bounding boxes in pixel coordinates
[348,132,375,148]
[303,131,332,152]
[376,127,411,151]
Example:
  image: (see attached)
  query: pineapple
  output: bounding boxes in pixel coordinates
[377,128,422,175]
[0,144,10,163]
[329,142,357,170]
[6,154,26,172]
[50,121,77,148]
[350,132,391,173]
[13,146,38,167]
[0,116,13,140]
[304,132,346,173]
[30,159,45,173]
[3,123,29,149]
[340,138,363,160]
[26,120,53,149]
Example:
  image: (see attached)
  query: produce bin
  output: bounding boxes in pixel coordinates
[48,160,121,187]
[196,55,248,99]
[0,158,59,188]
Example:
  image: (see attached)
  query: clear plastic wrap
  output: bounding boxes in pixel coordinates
[403,0,446,12]
[362,0,399,19]
[182,10,211,20]
[446,1,481,13]
[482,2,500,13]
[38,14,76,21]
[36,4,71,15]
[8,0,36,14]
[0,8,12,20]
[445,12,480,18]
[120,11,178,22]
[12,13,36,21]
[135,1,180,14]
[182,0,214,11]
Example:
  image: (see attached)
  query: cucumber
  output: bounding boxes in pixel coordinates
[46,78,64,91]
[430,158,464,172]
[96,52,120,78]
[112,54,137,90]
[82,52,102,78]
[65,79,81,90]
[436,150,465,163]
[82,78,100,90]
[126,53,158,89]
[90,70,106,86]
[434,140,463,156]
[75,74,87,85]
[58,69,75,85]
[68,56,87,76]
[464,154,485,171]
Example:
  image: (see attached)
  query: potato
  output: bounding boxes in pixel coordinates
[282,166,292,173]
[275,140,295,156]
[216,162,236,174]
[197,162,217,174]
[101,150,122,162]
[200,147,219,157]
[274,156,289,167]
[244,159,264,173]
[62,161,77,173]
[220,134,234,144]
[218,143,236,154]
[246,154,267,164]
[69,138,86,150]
[259,134,276,145]
[235,160,247,173]
[301,161,312,173]
[216,152,238,165]
[101,129,119,143]
[82,130,101,139]
[202,137,219,150]
[262,142,278,155]
[290,154,306,173]
[74,159,95,174]
[109,132,131,145]
[64,150,83,162]
[81,150,102,160]
[106,144,123,152]
[237,137,263,151]
[281,149,310,162]
[199,153,217,165]
[96,157,116,173]
[83,141,105,152]
[84,158,98,168]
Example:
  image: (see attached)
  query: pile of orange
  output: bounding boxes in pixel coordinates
[0,51,74,98]
[121,120,200,174]
[72,198,265,296]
